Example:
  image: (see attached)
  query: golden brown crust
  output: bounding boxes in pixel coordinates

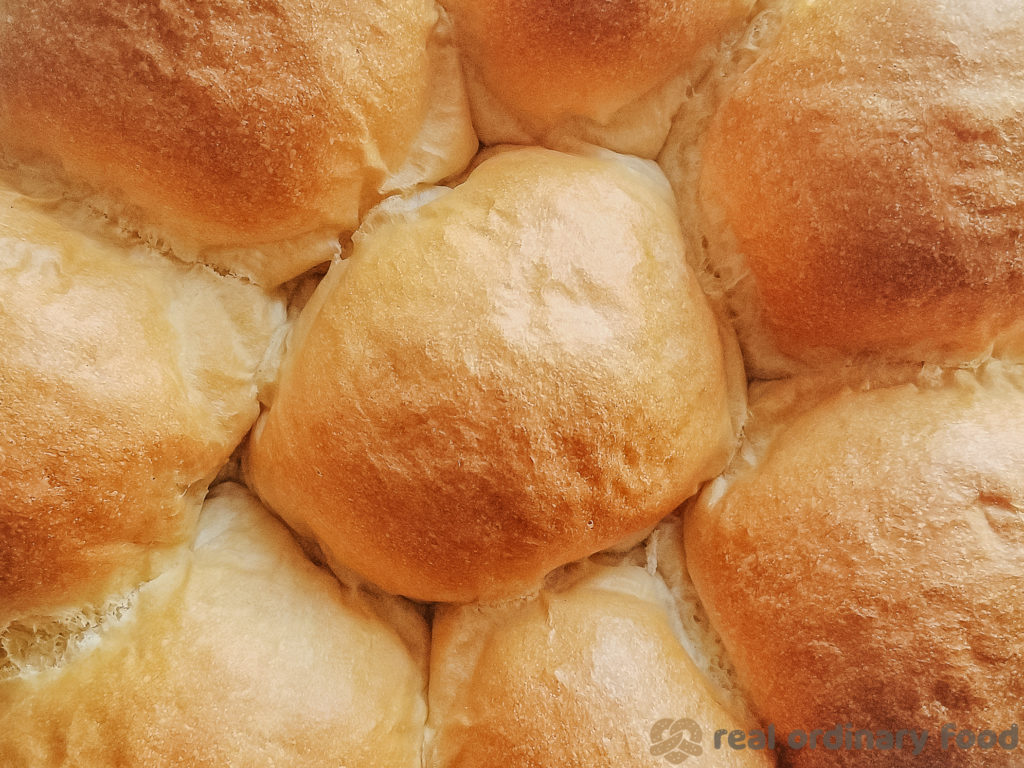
[0,483,428,768]
[427,563,774,768]
[0,0,476,284]
[698,0,1024,372]
[685,364,1024,767]
[0,180,283,625]
[445,0,753,155]
[247,148,743,603]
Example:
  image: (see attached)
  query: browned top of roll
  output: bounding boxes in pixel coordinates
[0,180,282,625]
[444,0,752,155]
[698,0,1024,373]
[428,562,772,768]
[686,364,1024,767]
[0,484,429,768]
[247,147,744,603]
[0,0,476,284]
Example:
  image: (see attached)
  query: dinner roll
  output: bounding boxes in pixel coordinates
[678,0,1024,375]
[247,147,744,603]
[0,0,477,285]
[686,363,1024,767]
[0,483,429,767]
[445,0,754,157]
[0,176,284,627]
[427,558,772,768]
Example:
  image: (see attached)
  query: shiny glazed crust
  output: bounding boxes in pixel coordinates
[0,0,1022,765]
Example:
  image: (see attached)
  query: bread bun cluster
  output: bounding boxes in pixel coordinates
[1,1,1021,767]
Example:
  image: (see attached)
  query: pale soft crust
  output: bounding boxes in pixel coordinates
[0,483,428,767]
[444,0,753,157]
[698,0,1024,374]
[0,0,477,285]
[427,562,773,768]
[0,180,284,626]
[686,364,1024,767]
[247,148,744,603]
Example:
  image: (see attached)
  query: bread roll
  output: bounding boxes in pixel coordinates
[247,147,745,603]
[0,0,477,285]
[672,0,1024,374]
[0,483,428,767]
[0,176,283,627]
[427,558,772,768]
[445,0,754,157]
[685,363,1024,767]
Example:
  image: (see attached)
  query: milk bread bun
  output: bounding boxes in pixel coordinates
[4,2,1021,765]
[247,147,745,603]
[444,0,755,157]
[686,363,1024,767]
[664,0,1024,375]
[0,483,429,767]
[427,556,773,768]
[0,0,478,285]
[0,176,283,628]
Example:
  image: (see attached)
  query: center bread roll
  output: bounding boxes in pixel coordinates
[247,147,745,603]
